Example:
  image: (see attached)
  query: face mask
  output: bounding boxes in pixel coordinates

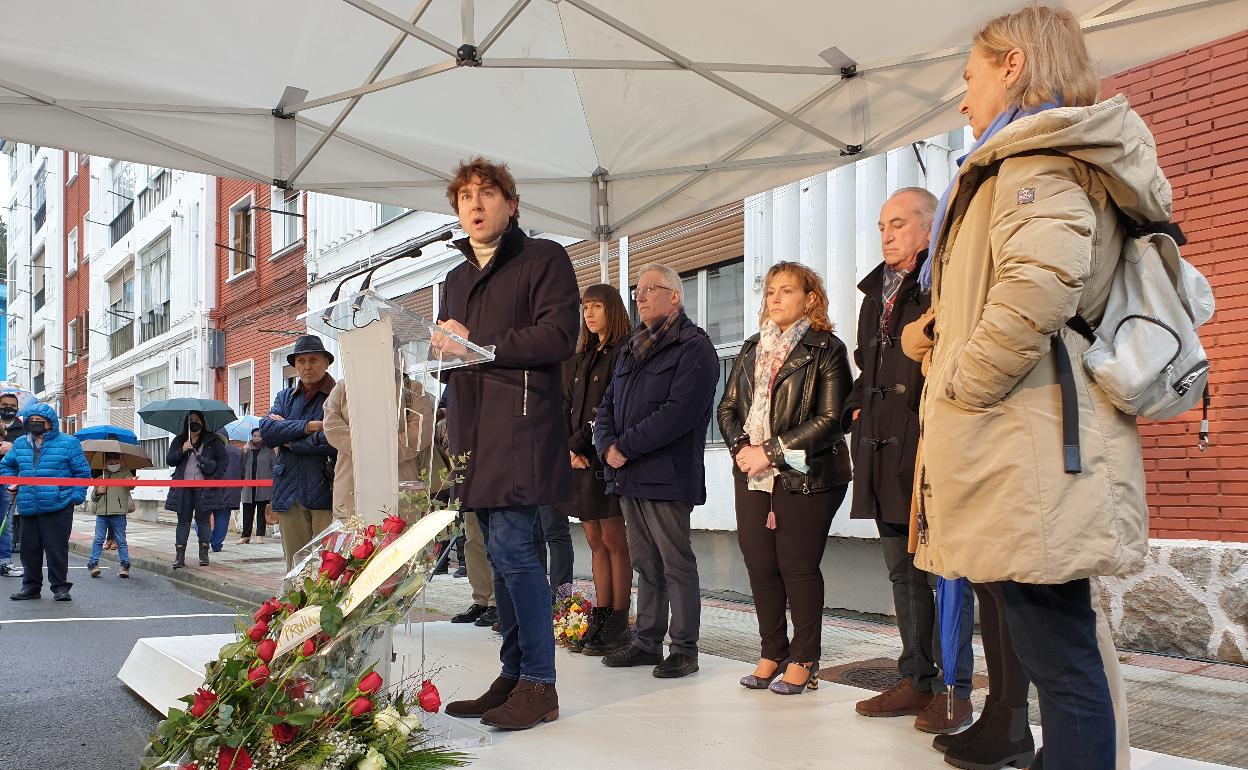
[28,423,47,436]
[188,421,203,433]
[107,463,122,472]
[0,408,16,420]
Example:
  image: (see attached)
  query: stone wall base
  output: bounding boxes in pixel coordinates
[1096,540,1248,664]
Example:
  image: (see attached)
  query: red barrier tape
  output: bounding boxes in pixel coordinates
[0,477,272,488]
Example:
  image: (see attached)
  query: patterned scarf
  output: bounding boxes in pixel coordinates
[742,317,811,493]
[629,308,682,364]
[880,266,910,337]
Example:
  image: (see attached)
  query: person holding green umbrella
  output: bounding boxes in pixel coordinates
[164,411,229,568]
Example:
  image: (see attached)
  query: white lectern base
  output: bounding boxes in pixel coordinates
[121,624,1236,769]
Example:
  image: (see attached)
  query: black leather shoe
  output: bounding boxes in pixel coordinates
[474,606,499,627]
[452,604,489,624]
[652,652,699,679]
[53,589,72,602]
[601,645,663,668]
[10,588,40,600]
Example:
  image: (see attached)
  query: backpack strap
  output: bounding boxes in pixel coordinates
[1052,335,1083,474]
[1199,384,1210,453]
[1065,314,1096,344]
[1129,220,1188,247]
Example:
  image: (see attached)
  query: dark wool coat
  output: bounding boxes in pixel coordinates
[439,221,580,509]
[841,253,930,524]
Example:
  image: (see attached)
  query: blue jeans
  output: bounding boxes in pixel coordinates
[0,487,12,564]
[210,509,233,551]
[476,506,556,684]
[534,504,574,596]
[1000,579,1115,769]
[89,515,130,568]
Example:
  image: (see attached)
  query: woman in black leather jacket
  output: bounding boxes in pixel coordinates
[717,262,852,696]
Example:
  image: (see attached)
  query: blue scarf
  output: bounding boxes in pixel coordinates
[919,99,1063,291]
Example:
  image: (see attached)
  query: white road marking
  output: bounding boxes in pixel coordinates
[0,613,237,625]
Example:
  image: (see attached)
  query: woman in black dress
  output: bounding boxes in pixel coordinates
[559,283,633,655]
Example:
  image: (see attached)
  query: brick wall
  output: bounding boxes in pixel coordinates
[1103,30,1248,542]
[61,153,90,425]
[214,178,307,417]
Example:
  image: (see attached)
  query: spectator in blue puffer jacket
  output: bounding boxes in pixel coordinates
[3,403,92,602]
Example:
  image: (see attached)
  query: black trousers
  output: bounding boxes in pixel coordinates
[176,491,212,547]
[974,582,1030,707]
[999,579,1115,770]
[20,504,74,594]
[735,478,847,663]
[241,501,268,537]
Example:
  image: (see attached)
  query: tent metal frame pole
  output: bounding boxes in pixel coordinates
[561,0,849,151]
[284,59,457,114]
[340,0,458,56]
[1081,0,1230,32]
[0,77,271,185]
[480,58,840,75]
[310,176,592,189]
[461,0,476,44]
[478,0,532,55]
[286,0,438,185]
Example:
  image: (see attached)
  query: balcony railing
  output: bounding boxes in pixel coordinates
[110,202,134,246]
[110,322,134,358]
[139,301,170,343]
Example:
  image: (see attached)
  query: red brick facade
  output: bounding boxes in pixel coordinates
[61,152,90,429]
[1104,31,1248,542]
[212,179,307,418]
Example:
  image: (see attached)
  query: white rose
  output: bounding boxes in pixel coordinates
[373,706,403,733]
[399,714,423,734]
[356,747,387,770]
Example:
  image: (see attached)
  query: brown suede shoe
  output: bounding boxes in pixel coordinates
[480,680,559,731]
[855,677,935,717]
[914,692,974,734]
[445,676,518,719]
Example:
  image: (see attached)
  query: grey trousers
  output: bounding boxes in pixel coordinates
[621,497,700,658]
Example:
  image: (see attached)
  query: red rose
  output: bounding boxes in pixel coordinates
[284,678,310,700]
[351,538,375,561]
[247,663,271,687]
[256,638,277,663]
[319,551,349,580]
[339,568,356,586]
[190,687,217,719]
[271,722,298,744]
[180,763,198,770]
[218,745,253,770]
[349,697,373,717]
[300,638,317,657]
[418,679,442,713]
[357,671,383,695]
[381,514,406,535]
[252,599,279,623]
[246,621,269,642]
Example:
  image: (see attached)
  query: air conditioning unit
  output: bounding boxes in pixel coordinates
[207,328,226,369]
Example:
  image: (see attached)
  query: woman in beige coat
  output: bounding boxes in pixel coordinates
[913,6,1162,769]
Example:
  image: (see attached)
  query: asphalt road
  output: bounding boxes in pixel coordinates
[0,554,246,770]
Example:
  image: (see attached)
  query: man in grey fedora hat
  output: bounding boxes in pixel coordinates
[260,334,338,569]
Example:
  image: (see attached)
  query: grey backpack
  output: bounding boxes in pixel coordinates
[1065,222,1214,449]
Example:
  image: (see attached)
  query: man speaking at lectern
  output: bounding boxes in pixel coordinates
[435,157,579,731]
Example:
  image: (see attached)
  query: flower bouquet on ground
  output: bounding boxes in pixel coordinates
[552,583,595,648]
[143,470,468,770]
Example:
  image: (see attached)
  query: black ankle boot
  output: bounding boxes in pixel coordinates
[570,607,612,653]
[198,543,210,566]
[934,698,999,753]
[173,544,186,569]
[583,609,630,656]
[943,705,1035,770]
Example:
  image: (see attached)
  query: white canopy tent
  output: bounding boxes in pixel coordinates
[2,0,1245,274]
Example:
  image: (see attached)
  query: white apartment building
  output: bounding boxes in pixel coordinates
[2,141,65,416]
[84,159,217,467]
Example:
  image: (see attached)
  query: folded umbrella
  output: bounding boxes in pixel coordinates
[137,397,237,435]
[937,576,973,718]
[74,424,140,444]
[79,439,153,471]
[223,415,262,442]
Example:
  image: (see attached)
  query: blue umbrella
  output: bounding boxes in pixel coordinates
[74,424,140,444]
[937,576,973,716]
[223,415,262,442]
[0,382,36,410]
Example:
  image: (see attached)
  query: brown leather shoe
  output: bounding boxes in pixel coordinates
[445,676,517,719]
[914,692,973,734]
[480,680,559,730]
[855,677,935,717]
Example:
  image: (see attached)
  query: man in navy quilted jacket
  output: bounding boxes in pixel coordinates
[4,403,92,601]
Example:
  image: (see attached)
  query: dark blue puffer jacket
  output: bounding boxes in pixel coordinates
[0,403,92,516]
[260,378,337,512]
